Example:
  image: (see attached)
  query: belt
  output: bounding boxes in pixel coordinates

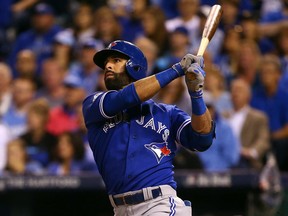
[113,188,162,206]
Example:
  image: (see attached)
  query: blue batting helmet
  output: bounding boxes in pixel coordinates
[93,40,147,80]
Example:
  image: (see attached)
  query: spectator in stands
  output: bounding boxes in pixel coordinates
[235,39,262,89]
[0,0,38,60]
[259,0,288,38]
[151,0,178,19]
[71,3,95,45]
[20,98,57,168]
[52,29,75,72]
[154,26,190,72]
[8,2,62,76]
[3,139,43,175]
[15,49,42,89]
[239,12,275,54]
[2,78,36,138]
[0,63,12,119]
[218,0,241,31]
[94,6,122,47]
[251,54,288,171]
[197,91,240,172]
[134,36,159,75]
[75,104,98,168]
[204,66,233,118]
[112,0,151,42]
[0,124,11,172]
[140,6,169,56]
[214,25,242,87]
[260,0,282,18]
[228,78,270,170]
[69,38,104,95]
[37,58,66,108]
[275,26,288,92]
[47,132,97,175]
[46,75,86,136]
[165,0,200,49]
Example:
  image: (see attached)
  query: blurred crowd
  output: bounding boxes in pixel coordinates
[0,0,287,186]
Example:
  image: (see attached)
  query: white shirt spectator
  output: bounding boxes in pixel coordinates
[0,124,11,171]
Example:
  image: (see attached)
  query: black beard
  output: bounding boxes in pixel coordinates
[105,70,133,90]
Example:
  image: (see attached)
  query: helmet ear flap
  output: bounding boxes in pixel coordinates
[126,59,145,80]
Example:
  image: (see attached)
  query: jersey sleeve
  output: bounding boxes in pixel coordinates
[82,91,114,125]
[82,83,141,126]
[170,106,216,152]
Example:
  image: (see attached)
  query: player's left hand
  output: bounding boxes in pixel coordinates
[185,63,205,97]
[181,54,204,71]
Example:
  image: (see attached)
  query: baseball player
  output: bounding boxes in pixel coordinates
[82,40,215,216]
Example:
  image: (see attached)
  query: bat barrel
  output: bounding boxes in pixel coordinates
[202,5,223,41]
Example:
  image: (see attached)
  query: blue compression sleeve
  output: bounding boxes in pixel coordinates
[180,121,216,151]
[191,96,207,115]
[103,84,141,116]
[155,63,184,88]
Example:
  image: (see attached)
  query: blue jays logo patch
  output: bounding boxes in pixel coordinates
[108,41,117,49]
[145,142,171,163]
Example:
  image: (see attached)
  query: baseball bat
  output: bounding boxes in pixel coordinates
[197,5,223,56]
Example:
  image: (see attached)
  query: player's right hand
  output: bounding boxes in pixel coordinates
[185,63,205,97]
[180,54,204,72]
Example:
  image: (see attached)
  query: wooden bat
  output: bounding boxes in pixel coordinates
[197,5,223,56]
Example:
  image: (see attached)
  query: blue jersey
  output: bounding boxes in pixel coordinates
[83,90,214,195]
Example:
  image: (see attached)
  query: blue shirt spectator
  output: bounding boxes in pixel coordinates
[251,86,288,133]
[69,38,104,95]
[8,3,62,76]
[197,93,239,172]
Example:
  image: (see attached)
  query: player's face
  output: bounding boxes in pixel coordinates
[104,55,133,90]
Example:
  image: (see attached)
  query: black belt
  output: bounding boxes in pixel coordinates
[113,188,162,206]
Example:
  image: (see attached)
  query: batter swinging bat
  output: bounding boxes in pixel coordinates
[197,5,223,56]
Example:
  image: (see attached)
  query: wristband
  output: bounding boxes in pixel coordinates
[191,96,207,115]
[172,63,185,76]
[155,67,179,88]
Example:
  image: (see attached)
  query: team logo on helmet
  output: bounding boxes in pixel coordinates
[145,142,171,163]
[108,41,117,49]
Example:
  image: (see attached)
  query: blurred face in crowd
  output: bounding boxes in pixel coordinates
[80,47,97,68]
[57,134,74,161]
[6,140,27,173]
[259,58,281,90]
[223,27,241,53]
[278,28,288,55]
[41,59,65,89]
[134,37,158,67]
[74,4,94,30]
[230,79,251,110]
[12,79,35,107]
[205,68,225,92]
[16,50,37,77]
[178,0,199,20]
[241,18,257,40]
[132,0,148,14]
[238,43,258,69]
[104,54,132,90]
[221,0,238,24]
[32,13,54,32]
[95,7,118,37]
[0,63,12,92]
[64,86,86,108]
[142,12,157,35]
[169,32,189,51]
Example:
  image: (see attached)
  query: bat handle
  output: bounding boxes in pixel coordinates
[197,37,210,56]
